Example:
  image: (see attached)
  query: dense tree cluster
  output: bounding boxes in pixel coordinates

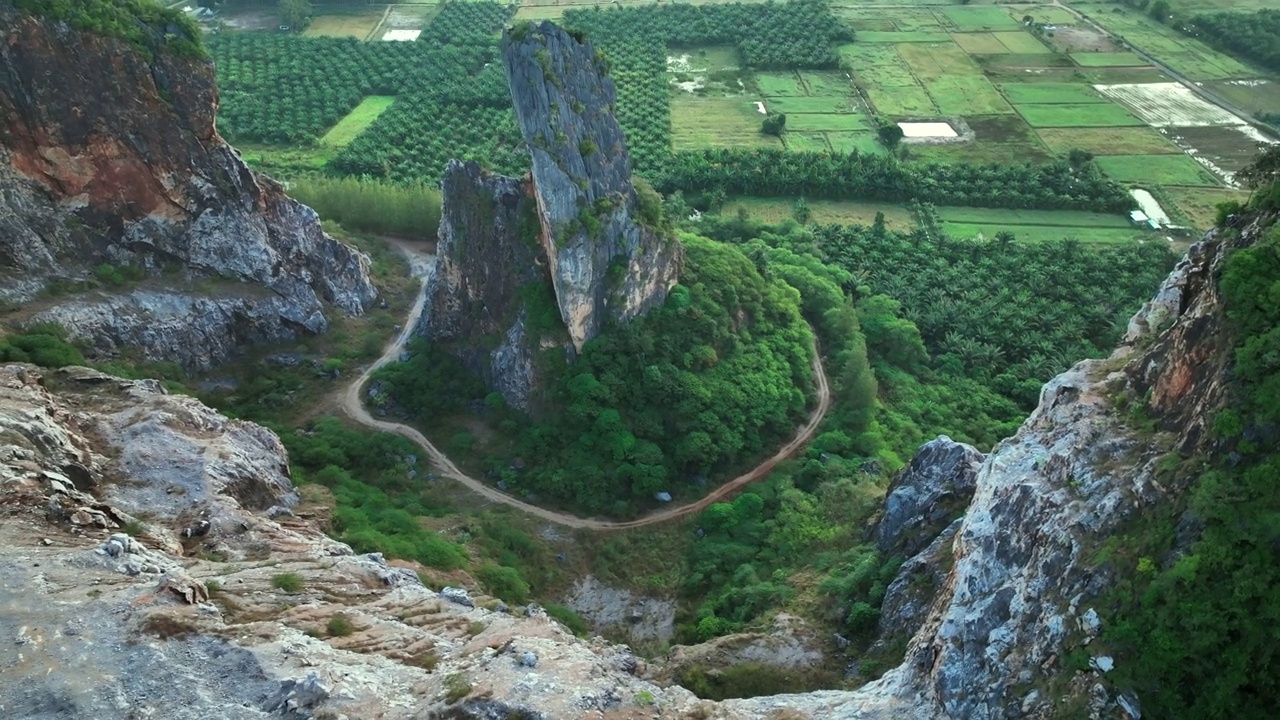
[657,149,1136,213]
[208,34,493,144]
[416,0,514,46]
[378,235,823,516]
[564,0,852,69]
[1182,9,1280,73]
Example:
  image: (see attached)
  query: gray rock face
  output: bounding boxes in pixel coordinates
[417,160,552,412]
[0,8,376,369]
[874,435,984,560]
[502,21,681,350]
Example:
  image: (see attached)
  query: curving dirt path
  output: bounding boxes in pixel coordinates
[340,240,831,530]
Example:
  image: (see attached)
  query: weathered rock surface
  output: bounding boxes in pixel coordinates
[0,363,697,719]
[0,8,376,368]
[563,575,676,645]
[416,160,554,412]
[714,220,1254,719]
[873,435,984,560]
[502,21,681,350]
[658,614,827,683]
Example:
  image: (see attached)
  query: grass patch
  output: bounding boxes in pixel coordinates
[1070,52,1149,68]
[999,83,1107,105]
[443,673,472,703]
[865,83,936,117]
[784,132,830,152]
[272,572,304,593]
[1095,154,1223,186]
[951,32,1010,55]
[327,615,355,637]
[320,96,395,148]
[1035,127,1181,156]
[670,95,781,150]
[826,132,886,155]
[1015,102,1144,128]
[896,41,981,78]
[754,72,806,97]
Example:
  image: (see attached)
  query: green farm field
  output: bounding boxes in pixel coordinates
[935,206,1135,228]
[1162,186,1251,231]
[923,75,1012,115]
[320,97,396,147]
[1015,103,1144,128]
[940,6,1020,32]
[1070,52,1149,68]
[1095,155,1222,186]
[1035,127,1182,156]
[303,11,385,39]
[1073,4,1258,80]
[671,95,782,150]
[999,83,1106,105]
[725,196,916,229]
[941,222,1152,245]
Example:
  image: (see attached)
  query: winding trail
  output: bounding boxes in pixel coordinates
[340,239,832,531]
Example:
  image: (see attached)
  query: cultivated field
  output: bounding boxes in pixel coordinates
[1074,4,1258,81]
[1094,83,1245,127]
[724,197,915,228]
[1095,155,1222,186]
[303,10,385,39]
[1162,186,1250,230]
[1035,127,1181,155]
[671,95,781,150]
[320,97,395,148]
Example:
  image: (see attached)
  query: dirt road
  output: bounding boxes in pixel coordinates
[340,241,832,530]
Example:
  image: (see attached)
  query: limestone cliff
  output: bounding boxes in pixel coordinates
[0,363,698,719]
[416,160,553,412]
[502,21,681,350]
[0,6,377,369]
[713,217,1260,719]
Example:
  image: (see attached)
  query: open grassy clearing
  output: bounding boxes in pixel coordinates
[800,72,856,97]
[911,115,1052,165]
[766,96,853,114]
[1036,127,1182,155]
[670,95,781,150]
[941,222,1153,245]
[826,132,886,155]
[1162,185,1251,230]
[1070,52,1150,68]
[320,96,396,148]
[935,207,1135,228]
[1015,102,1144,128]
[755,72,807,97]
[724,196,915,229]
[999,83,1106,104]
[302,11,385,39]
[867,84,937,117]
[1095,154,1223,186]
[923,75,1013,115]
[951,32,1009,55]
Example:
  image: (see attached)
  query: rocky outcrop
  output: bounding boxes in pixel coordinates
[712,219,1259,718]
[502,21,681,350]
[0,7,376,368]
[563,575,676,645]
[0,362,698,718]
[873,436,984,561]
[417,160,555,412]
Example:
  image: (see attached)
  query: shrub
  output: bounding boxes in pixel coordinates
[326,615,354,637]
[544,604,588,636]
[272,572,304,592]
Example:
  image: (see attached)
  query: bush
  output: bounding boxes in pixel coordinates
[326,615,354,637]
[544,604,588,636]
[476,564,530,604]
[272,572,304,592]
[0,327,86,368]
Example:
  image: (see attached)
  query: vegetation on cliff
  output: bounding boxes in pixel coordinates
[1105,168,1280,719]
[13,0,203,58]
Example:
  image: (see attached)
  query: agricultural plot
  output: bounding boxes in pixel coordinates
[923,75,1012,115]
[935,207,1134,228]
[1162,186,1250,231]
[1035,127,1182,156]
[320,97,395,147]
[896,42,981,78]
[940,6,1020,32]
[1167,125,1276,177]
[857,31,951,43]
[951,31,1050,55]
[999,83,1106,105]
[724,197,916,228]
[303,11,385,39]
[839,44,939,116]
[786,114,872,132]
[1070,52,1149,68]
[1015,103,1144,128]
[826,132,886,155]
[941,222,1150,245]
[670,95,781,150]
[991,32,1052,55]
[1095,155,1222,186]
[1077,6,1256,81]
[1209,80,1280,116]
[1093,83,1245,127]
[912,115,1052,165]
